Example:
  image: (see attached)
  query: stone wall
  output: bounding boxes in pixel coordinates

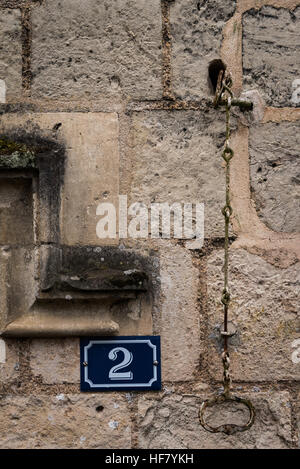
[0,0,299,449]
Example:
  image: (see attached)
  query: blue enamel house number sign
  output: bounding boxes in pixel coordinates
[80,336,161,391]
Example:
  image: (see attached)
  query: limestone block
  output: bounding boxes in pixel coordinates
[249,121,300,233]
[206,249,300,381]
[32,0,162,100]
[170,0,236,100]
[51,113,120,246]
[243,6,300,107]
[30,339,79,384]
[159,242,200,382]
[131,110,229,238]
[0,394,131,448]
[0,9,22,102]
[138,390,292,449]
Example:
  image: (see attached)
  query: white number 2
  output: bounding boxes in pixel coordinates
[108,347,133,381]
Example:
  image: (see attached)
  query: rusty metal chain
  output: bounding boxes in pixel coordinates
[221,75,234,397]
[199,71,255,435]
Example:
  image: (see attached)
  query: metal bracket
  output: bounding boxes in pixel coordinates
[220,321,237,338]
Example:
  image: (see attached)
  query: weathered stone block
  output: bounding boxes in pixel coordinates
[207,249,300,381]
[138,391,292,448]
[0,394,131,448]
[54,112,120,246]
[159,242,200,382]
[243,6,300,107]
[32,0,162,100]
[249,122,300,233]
[170,0,236,100]
[131,110,229,238]
[30,339,79,384]
[0,9,22,101]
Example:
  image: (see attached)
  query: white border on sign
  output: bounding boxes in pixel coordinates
[83,339,158,388]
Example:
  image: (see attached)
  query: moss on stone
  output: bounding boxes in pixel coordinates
[0,137,37,169]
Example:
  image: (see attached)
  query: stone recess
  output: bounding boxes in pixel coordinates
[138,391,292,449]
[0,112,120,246]
[249,122,300,233]
[243,6,300,107]
[31,0,162,100]
[0,9,22,101]
[131,110,230,238]
[30,339,79,384]
[0,394,131,449]
[0,179,34,245]
[206,249,300,382]
[159,242,200,382]
[170,0,236,100]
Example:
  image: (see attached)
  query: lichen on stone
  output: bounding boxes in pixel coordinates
[0,137,37,169]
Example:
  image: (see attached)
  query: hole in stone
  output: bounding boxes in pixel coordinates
[96,405,104,412]
[208,59,227,94]
[52,122,62,131]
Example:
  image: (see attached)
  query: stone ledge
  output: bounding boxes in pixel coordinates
[2,313,119,338]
